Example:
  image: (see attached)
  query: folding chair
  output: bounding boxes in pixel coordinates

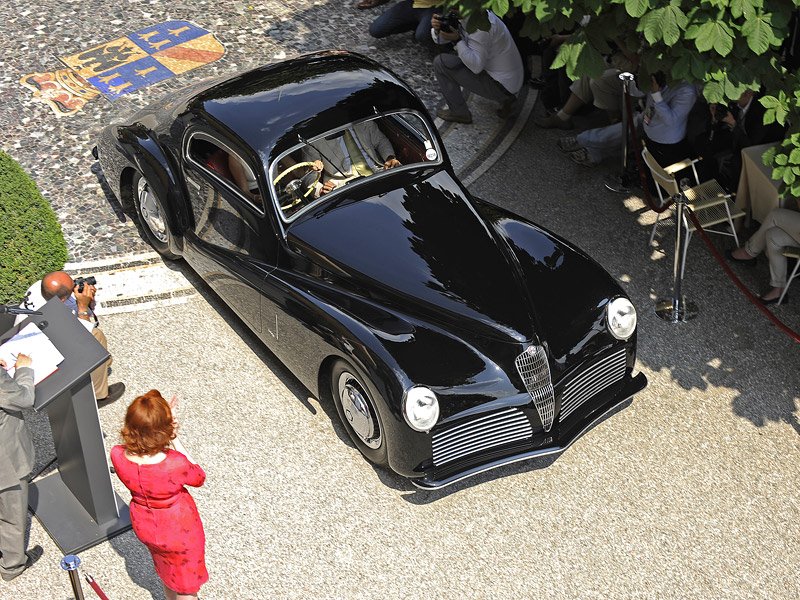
[778,246,800,305]
[642,146,746,277]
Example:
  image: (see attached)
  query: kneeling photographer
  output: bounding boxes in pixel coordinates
[695,89,786,192]
[431,8,524,124]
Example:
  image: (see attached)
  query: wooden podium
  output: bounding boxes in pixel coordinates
[1,298,131,553]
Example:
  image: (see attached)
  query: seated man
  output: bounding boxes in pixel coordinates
[693,89,786,192]
[302,120,401,195]
[431,10,524,124]
[557,75,697,173]
[16,272,125,406]
[535,38,641,129]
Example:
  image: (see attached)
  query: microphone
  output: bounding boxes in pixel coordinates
[0,305,43,316]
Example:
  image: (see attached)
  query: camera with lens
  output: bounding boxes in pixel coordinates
[74,275,97,293]
[438,10,460,34]
[711,102,738,125]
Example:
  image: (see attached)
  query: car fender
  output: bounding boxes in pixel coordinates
[115,125,187,256]
[282,277,520,478]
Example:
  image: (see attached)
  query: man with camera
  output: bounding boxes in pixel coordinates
[0,352,43,582]
[16,271,125,406]
[431,9,524,124]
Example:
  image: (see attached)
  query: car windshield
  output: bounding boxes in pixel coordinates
[270,111,440,221]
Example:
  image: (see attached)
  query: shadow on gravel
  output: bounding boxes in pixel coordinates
[91,161,127,222]
[108,532,164,599]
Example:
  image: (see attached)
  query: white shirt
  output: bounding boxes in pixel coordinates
[433,11,524,95]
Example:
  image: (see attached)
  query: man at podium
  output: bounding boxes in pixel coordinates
[0,352,43,581]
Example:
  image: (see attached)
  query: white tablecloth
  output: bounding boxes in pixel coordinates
[735,142,786,224]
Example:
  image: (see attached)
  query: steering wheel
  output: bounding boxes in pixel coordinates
[273,161,321,210]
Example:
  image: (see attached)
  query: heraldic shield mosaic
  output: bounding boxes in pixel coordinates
[20,20,225,117]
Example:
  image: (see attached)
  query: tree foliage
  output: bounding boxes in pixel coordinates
[452,0,800,197]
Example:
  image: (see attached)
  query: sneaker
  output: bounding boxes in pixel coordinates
[557,136,581,153]
[569,147,598,167]
[528,76,548,89]
[534,112,574,129]
[97,382,126,407]
[1,545,43,581]
[437,108,473,124]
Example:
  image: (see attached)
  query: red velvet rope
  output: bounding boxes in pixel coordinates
[621,88,800,343]
[84,573,110,600]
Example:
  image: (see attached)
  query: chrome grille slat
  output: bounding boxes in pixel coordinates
[514,345,555,431]
[433,409,522,443]
[561,373,624,420]
[431,407,532,466]
[436,435,529,465]
[434,430,533,465]
[559,349,627,421]
[561,360,627,411]
[562,352,626,396]
[433,424,533,459]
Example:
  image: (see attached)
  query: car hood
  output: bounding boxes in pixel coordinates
[285,172,537,344]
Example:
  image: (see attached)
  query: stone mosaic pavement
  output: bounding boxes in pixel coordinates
[0,0,460,263]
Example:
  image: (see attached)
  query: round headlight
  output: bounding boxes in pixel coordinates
[607,297,637,340]
[403,386,440,432]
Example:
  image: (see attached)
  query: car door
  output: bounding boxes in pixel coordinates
[179,128,279,334]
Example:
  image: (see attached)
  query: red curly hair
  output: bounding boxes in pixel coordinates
[121,390,176,456]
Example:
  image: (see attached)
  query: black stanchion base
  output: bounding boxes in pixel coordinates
[655,297,698,322]
[29,473,131,554]
[604,169,639,194]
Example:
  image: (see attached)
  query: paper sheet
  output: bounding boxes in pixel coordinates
[0,323,65,385]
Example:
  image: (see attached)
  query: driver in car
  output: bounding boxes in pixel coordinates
[302,120,401,196]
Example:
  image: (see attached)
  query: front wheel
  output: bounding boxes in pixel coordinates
[132,171,179,260]
[330,359,388,467]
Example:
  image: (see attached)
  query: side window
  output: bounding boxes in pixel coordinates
[187,136,263,210]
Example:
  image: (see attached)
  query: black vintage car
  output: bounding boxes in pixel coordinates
[95,51,646,489]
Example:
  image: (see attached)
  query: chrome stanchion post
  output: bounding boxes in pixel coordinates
[604,72,636,193]
[656,179,698,322]
[61,555,86,600]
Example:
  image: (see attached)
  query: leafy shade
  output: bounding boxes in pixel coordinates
[0,150,68,303]
[452,0,800,196]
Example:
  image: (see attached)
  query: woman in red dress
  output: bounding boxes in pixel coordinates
[111,390,208,600]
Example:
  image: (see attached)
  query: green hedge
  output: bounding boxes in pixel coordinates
[0,150,68,303]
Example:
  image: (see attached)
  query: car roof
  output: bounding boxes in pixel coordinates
[189,51,428,163]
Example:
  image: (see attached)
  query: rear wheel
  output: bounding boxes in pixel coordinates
[132,171,179,259]
[330,359,388,467]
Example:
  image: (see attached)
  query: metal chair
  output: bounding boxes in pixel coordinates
[778,246,800,305]
[642,146,746,277]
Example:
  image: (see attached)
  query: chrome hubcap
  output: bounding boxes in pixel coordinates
[337,371,381,449]
[137,177,168,243]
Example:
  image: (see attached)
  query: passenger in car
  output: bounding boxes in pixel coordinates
[227,153,262,207]
[302,120,401,195]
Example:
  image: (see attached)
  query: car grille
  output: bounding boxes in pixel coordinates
[559,348,627,421]
[431,407,533,467]
[514,345,555,431]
